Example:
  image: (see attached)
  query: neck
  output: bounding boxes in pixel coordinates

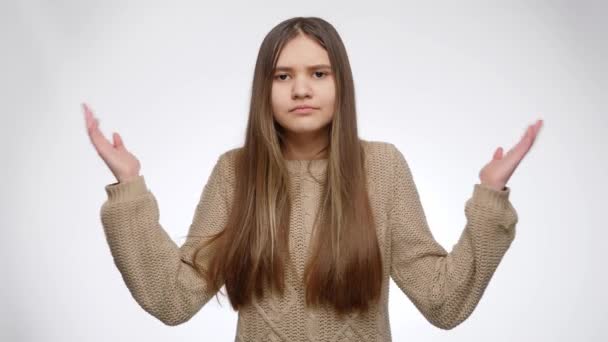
[281,128,329,160]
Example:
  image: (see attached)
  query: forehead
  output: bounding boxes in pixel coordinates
[275,34,331,68]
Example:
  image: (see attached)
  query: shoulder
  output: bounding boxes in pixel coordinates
[359,139,404,182]
[360,139,401,164]
[211,146,243,187]
[360,139,412,182]
[218,146,243,165]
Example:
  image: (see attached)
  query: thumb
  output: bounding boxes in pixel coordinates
[493,147,503,160]
[113,132,124,149]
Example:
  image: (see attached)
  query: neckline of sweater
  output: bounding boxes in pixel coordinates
[284,158,328,175]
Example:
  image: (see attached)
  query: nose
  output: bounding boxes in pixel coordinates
[291,76,312,99]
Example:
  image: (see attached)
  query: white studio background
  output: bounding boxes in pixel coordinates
[1,0,606,341]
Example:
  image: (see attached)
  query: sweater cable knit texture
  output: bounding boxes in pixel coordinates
[100,140,518,341]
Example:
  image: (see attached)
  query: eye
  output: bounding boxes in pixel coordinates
[275,74,289,81]
[273,71,330,81]
[314,71,328,78]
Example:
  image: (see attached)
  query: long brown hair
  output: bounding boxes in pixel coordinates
[190,16,382,316]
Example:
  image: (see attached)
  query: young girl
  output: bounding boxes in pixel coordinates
[84,16,542,341]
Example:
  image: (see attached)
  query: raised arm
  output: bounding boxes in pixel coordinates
[100,153,231,326]
[388,143,518,330]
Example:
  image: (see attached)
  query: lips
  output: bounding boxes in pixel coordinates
[290,105,317,112]
[292,108,315,114]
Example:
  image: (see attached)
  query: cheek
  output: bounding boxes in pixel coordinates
[271,86,289,111]
[270,87,279,109]
[320,84,336,110]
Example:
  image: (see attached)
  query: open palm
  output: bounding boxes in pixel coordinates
[83,103,141,184]
[479,119,544,191]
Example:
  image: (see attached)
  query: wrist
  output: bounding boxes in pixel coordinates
[479,181,506,192]
[118,174,140,184]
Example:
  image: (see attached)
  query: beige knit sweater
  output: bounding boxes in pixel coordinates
[100,140,518,341]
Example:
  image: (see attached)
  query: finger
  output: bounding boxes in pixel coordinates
[83,104,113,153]
[113,132,124,149]
[530,120,543,147]
[88,118,115,156]
[83,103,93,129]
[493,147,503,160]
[534,119,543,136]
[507,126,531,154]
[83,103,99,133]
[505,126,534,162]
[523,125,533,140]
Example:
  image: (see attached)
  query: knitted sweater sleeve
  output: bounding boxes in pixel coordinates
[99,153,230,326]
[388,143,518,330]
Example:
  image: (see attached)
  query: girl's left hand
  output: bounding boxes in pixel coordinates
[478,119,544,191]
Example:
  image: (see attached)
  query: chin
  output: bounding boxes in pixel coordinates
[285,125,320,133]
[274,112,332,134]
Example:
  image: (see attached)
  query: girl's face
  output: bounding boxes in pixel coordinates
[271,34,336,138]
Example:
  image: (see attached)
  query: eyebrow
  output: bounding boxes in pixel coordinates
[273,64,332,72]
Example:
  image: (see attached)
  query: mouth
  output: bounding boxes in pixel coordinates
[292,107,317,114]
[290,105,319,114]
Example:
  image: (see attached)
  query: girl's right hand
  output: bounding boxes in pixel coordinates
[83,102,142,184]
